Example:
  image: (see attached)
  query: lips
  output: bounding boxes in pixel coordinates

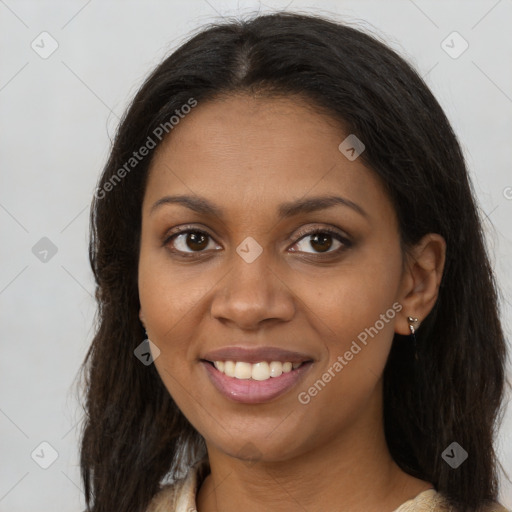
[200,346,314,404]
[201,346,312,364]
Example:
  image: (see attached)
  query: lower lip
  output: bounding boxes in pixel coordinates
[202,361,313,404]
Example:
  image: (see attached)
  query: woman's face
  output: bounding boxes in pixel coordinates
[138,94,408,462]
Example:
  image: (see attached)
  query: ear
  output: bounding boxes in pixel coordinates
[395,233,446,335]
[139,308,146,328]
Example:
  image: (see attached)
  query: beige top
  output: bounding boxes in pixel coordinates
[146,457,510,512]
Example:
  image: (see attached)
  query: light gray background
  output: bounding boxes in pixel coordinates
[1,1,511,510]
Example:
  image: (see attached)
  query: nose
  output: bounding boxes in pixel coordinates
[210,247,296,330]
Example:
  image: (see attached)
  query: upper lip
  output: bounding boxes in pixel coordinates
[201,346,313,364]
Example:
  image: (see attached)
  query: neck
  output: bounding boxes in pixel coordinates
[196,386,432,512]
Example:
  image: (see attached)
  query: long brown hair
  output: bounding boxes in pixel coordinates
[80,12,509,512]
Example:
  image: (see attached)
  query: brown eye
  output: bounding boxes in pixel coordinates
[184,232,209,251]
[291,228,351,255]
[165,230,217,254]
[310,233,334,252]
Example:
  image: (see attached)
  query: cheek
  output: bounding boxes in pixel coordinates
[138,249,209,344]
[301,245,403,380]
[290,268,401,432]
[138,261,203,413]
[137,251,217,395]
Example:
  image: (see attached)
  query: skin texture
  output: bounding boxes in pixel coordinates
[138,94,446,512]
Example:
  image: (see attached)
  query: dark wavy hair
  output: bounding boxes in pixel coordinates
[79,11,509,512]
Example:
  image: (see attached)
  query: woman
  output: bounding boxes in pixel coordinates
[80,11,510,512]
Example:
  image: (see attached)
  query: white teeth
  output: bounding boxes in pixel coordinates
[269,361,283,378]
[223,360,236,377]
[251,362,270,381]
[212,360,304,380]
[234,362,252,379]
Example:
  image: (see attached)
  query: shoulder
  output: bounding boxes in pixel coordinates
[393,489,511,512]
[483,502,511,512]
[145,456,210,512]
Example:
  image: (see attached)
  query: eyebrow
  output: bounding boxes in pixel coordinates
[150,194,368,220]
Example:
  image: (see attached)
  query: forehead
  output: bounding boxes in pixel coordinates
[143,94,394,225]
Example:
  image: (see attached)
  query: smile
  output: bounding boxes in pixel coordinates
[211,360,303,380]
[201,359,313,404]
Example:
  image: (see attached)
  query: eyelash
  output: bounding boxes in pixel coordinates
[162,225,352,258]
